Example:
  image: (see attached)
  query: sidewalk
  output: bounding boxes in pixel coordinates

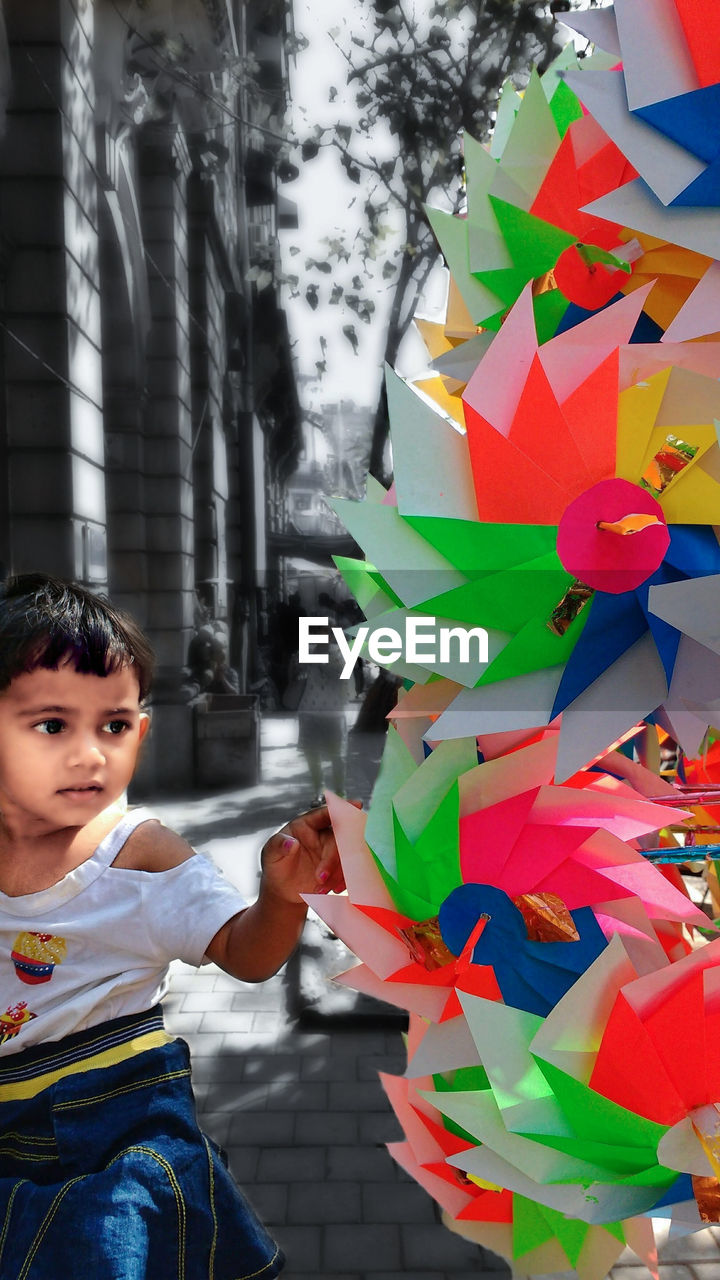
[152,713,720,1280]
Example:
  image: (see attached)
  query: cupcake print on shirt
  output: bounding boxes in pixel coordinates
[0,1001,36,1044]
[11,932,67,985]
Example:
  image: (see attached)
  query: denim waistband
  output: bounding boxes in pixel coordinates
[0,1006,172,1101]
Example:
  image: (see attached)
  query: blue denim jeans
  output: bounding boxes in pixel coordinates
[0,1009,283,1279]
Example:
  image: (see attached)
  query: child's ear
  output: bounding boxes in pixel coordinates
[138,712,151,743]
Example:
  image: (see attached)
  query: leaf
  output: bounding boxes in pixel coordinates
[329,86,338,103]
[305,284,319,310]
[382,260,397,279]
[329,284,344,305]
[301,139,320,162]
[342,324,359,353]
[341,155,362,184]
[336,124,353,145]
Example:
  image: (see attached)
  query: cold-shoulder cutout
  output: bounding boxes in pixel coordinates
[110,819,195,872]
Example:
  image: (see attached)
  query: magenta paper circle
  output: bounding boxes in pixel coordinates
[556,477,669,594]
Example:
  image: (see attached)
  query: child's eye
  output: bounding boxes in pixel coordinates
[103,719,131,735]
[34,720,64,735]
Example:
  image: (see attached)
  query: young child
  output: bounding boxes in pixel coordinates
[0,572,346,1278]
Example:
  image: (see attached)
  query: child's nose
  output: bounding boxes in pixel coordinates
[68,735,106,768]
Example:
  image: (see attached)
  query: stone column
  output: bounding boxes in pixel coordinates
[134,120,197,792]
[188,175,231,621]
[0,0,106,582]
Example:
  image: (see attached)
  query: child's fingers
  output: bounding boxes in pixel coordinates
[314,842,346,894]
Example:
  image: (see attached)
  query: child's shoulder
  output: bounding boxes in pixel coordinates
[111,817,195,873]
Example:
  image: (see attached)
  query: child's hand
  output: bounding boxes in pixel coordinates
[260,802,358,904]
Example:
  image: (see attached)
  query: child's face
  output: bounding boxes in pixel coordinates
[0,660,150,834]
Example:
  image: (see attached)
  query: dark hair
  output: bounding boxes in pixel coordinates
[0,574,155,700]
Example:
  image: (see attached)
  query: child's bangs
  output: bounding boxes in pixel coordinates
[25,628,134,685]
[0,574,155,699]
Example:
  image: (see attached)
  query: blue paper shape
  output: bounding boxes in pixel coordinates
[636,563,683,683]
[634,85,720,165]
[670,157,720,207]
[649,1173,695,1212]
[438,884,607,1017]
[664,525,720,577]
[551,591,648,718]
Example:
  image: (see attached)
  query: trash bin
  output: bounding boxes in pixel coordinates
[194,693,261,788]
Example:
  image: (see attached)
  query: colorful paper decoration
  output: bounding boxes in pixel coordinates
[323,5,720,1276]
[306,762,702,1026]
[334,289,720,777]
[426,50,720,350]
[560,0,720,329]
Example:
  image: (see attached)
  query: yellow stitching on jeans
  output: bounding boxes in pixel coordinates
[17,1176,84,1280]
[203,1137,218,1280]
[107,1145,186,1280]
[1,1132,55,1146]
[0,1148,57,1162]
[235,1243,282,1279]
[52,1068,191,1111]
[0,1180,28,1268]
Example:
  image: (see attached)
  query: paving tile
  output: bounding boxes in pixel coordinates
[196,1110,232,1146]
[245,1183,288,1227]
[373,1274,444,1280]
[189,1055,245,1083]
[220,1030,284,1052]
[659,1228,720,1261]
[300,1053,360,1082]
[362,1182,437,1224]
[178,990,236,1013]
[281,1274,361,1280]
[257,1146,326,1183]
[252,1011,284,1033]
[164,1010,215,1036]
[178,1031,226,1055]
[273,1225,323,1273]
[265,1081,328,1111]
[329,1080,390,1112]
[327,1144,399,1182]
[242,1052,303,1083]
[358,1054,407,1081]
[229,1111,296,1146]
[294,1110,359,1146]
[609,1270,664,1280]
[324,1224,402,1272]
[223,1144,261,1182]
[479,1253,513,1277]
[655,1268,704,1280]
[198,1010,255,1033]
[289,1031,334,1055]
[329,1030,392,1057]
[359,1111,403,1145]
[231,985,286,1012]
[288,1180,362,1224]
[212,971,248,991]
[401,1222,484,1270]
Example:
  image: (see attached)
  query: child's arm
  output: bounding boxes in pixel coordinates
[205,804,348,983]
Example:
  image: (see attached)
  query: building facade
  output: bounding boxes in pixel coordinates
[0,0,301,789]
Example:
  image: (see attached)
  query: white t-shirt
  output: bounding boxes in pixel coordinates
[0,807,247,1055]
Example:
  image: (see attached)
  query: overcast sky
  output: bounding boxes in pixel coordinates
[278,0,407,413]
